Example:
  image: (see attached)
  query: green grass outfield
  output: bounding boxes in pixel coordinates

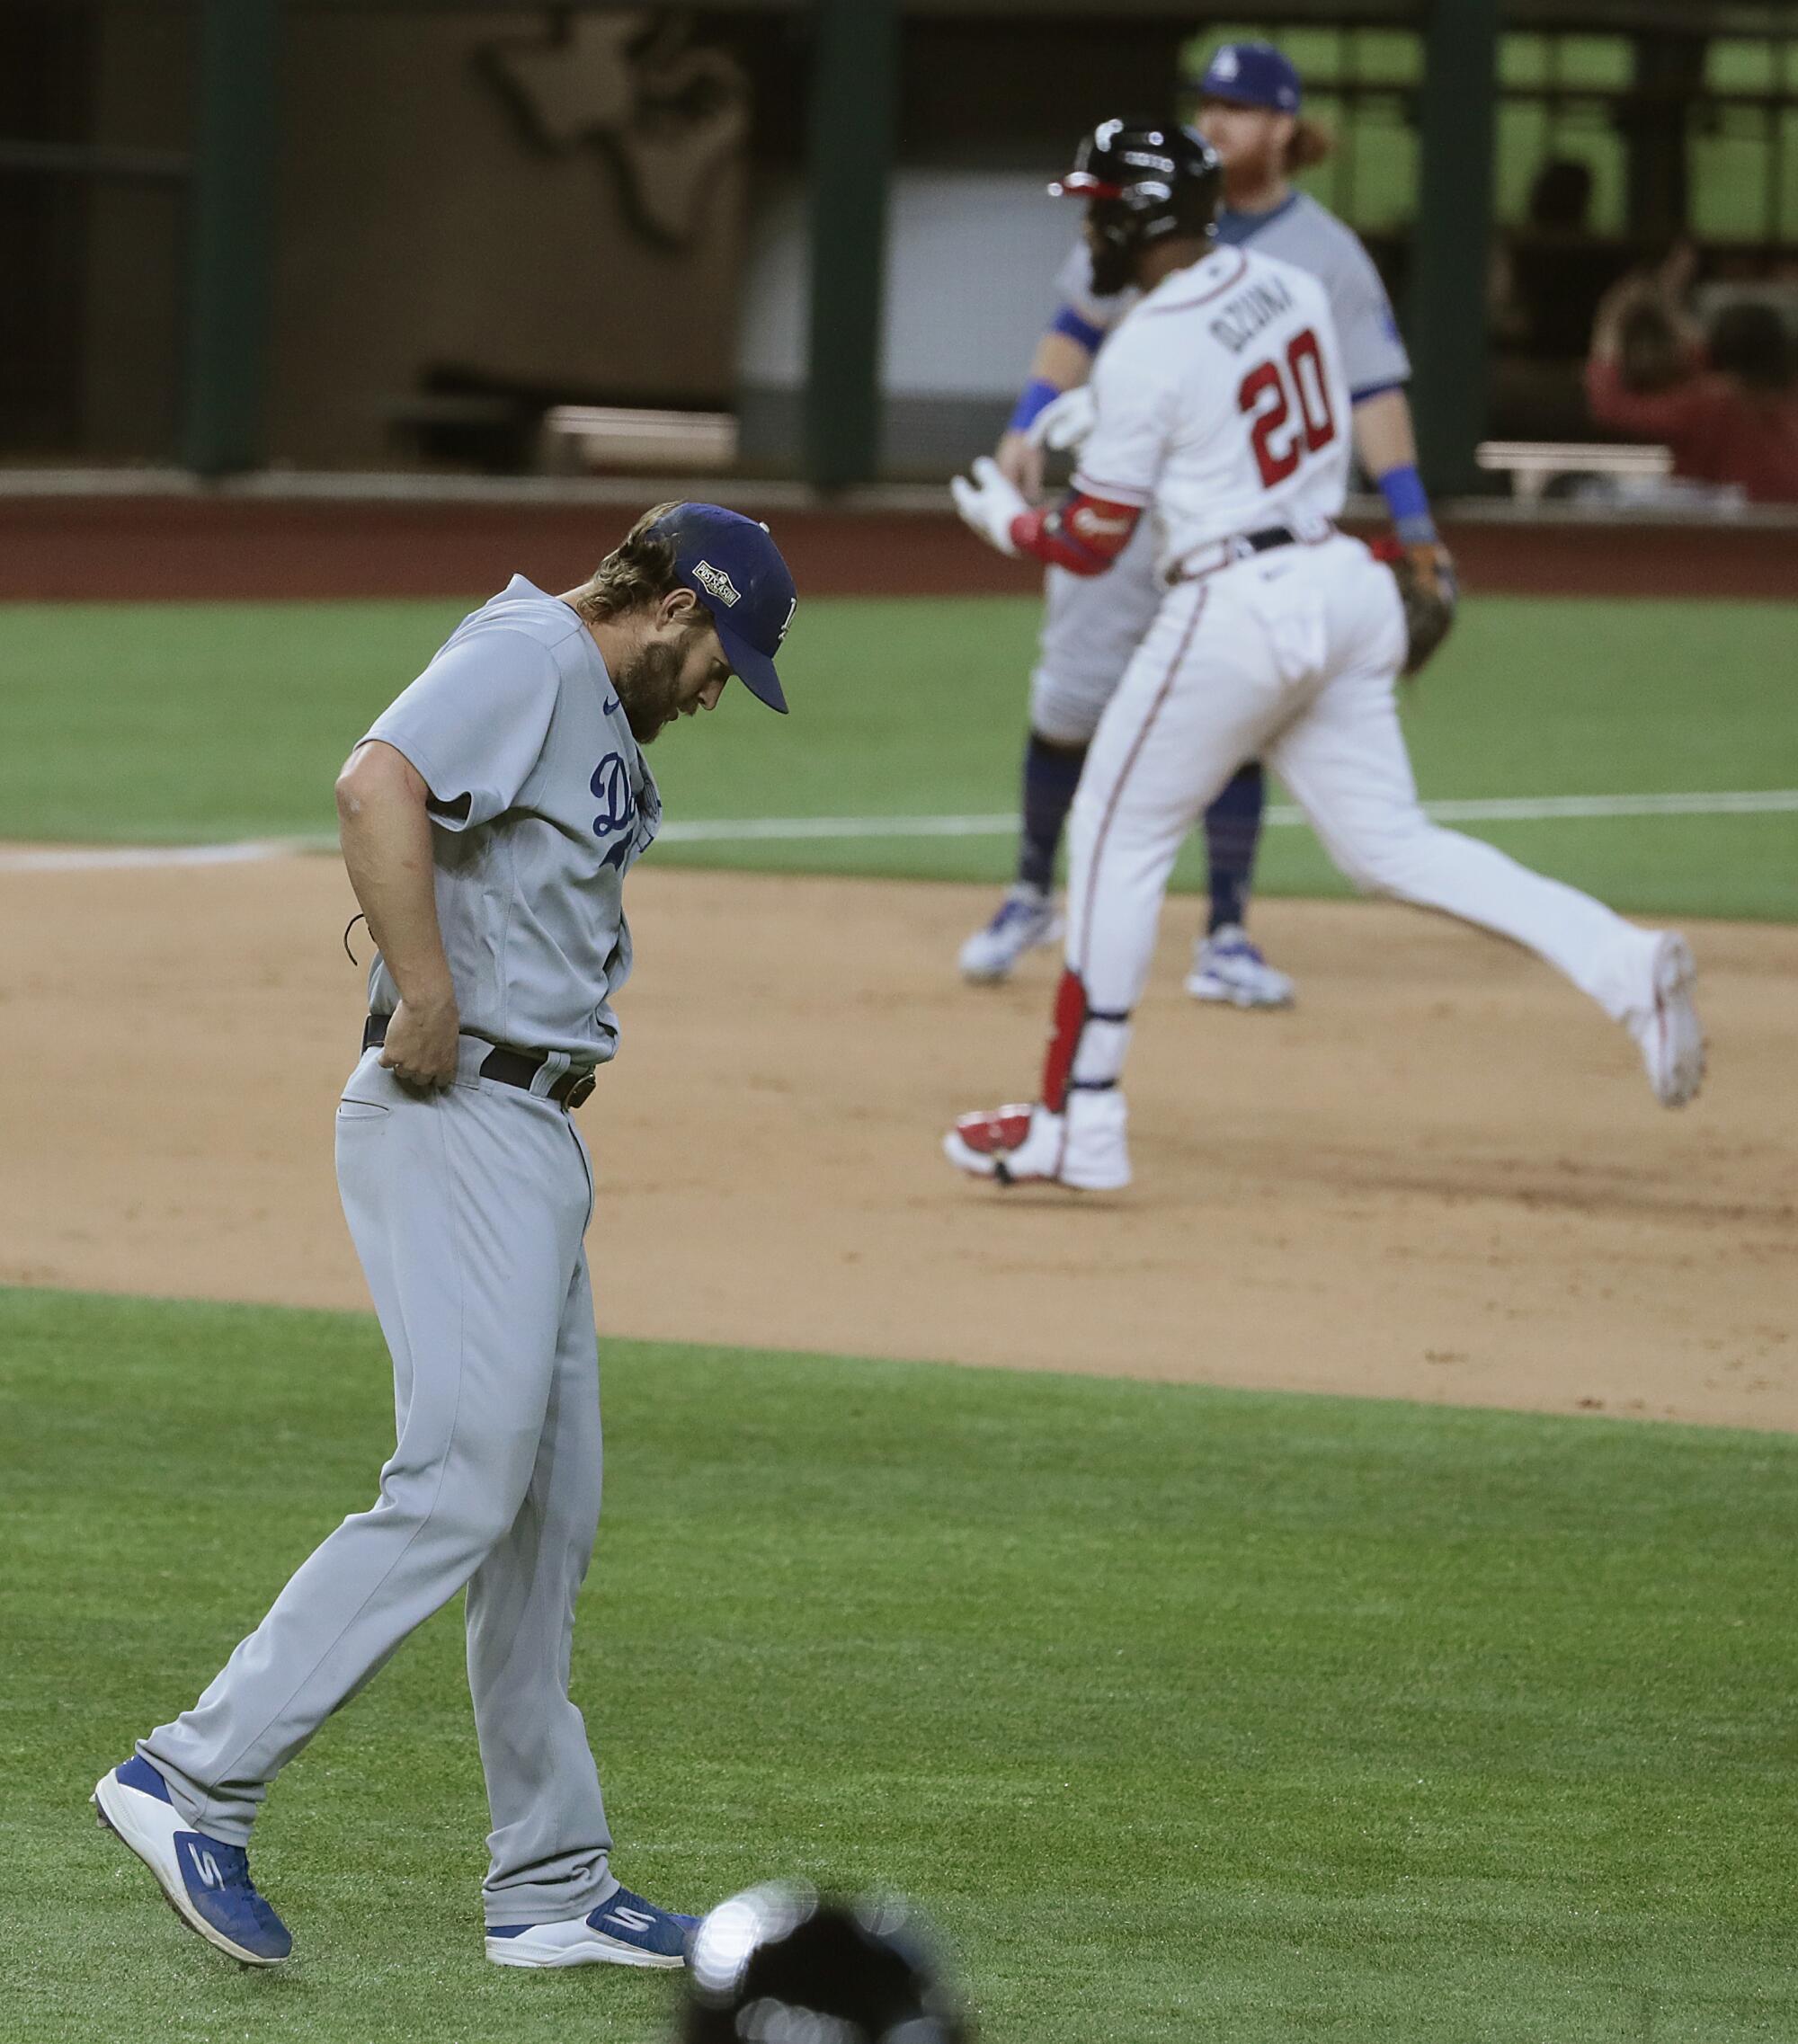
[4,591,1795,920]
[3,1286,1794,2043]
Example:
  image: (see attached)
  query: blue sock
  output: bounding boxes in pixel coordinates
[1017,733,1087,893]
[1204,761,1265,933]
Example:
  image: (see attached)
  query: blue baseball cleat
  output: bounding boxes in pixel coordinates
[1186,923,1295,1009]
[958,884,1063,984]
[485,1883,700,1969]
[93,1755,292,1967]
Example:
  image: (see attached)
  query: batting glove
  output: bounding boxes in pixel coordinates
[1026,383,1098,455]
[950,456,1027,557]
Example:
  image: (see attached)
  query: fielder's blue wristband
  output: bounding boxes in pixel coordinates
[1008,378,1061,437]
[1050,306,1107,352]
[1376,462,1438,547]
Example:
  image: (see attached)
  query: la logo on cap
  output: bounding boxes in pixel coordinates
[692,559,742,608]
[1214,45,1240,77]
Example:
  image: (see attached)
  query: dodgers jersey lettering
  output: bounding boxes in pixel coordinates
[361,574,660,1064]
[1073,244,1351,560]
[1053,190,1410,397]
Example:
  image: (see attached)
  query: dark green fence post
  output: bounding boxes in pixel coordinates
[1408,0,1499,497]
[1624,30,1705,242]
[804,0,899,488]
[181,0,281,475]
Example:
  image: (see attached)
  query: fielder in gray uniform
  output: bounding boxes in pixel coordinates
[961,40,1451,1008]
[93,502,797,1973]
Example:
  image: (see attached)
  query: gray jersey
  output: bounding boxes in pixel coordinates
[362,575,660,1066]
[1053,191,1410,398]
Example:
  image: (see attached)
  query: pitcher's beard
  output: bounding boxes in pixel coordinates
[613,635,690,745]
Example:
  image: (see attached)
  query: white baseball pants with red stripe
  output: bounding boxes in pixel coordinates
[1053,532,1659,1095]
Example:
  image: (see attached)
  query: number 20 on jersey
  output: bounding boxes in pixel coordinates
[1238,327,1337,487]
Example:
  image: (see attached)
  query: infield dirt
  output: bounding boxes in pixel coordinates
[4,852,1793,1431]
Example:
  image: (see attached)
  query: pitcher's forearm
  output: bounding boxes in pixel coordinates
[335,742,454,1006]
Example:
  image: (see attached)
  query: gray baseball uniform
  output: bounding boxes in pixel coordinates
[1032,194,1411,743]
[141,576,654,1928]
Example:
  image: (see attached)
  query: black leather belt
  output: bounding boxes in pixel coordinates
[361,1014,596,1110]
[1169,523,1311,586]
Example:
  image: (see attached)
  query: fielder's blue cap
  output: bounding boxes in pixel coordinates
[649,502,797,714]
[1191,40,1303,114]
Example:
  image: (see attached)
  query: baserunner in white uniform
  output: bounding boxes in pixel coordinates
[93,503,798,1970]
[946,123,1704,1190]
[960,40,1445,1012]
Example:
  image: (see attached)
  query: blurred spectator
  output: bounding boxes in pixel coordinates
[1530,157,1595,229]
[1709,302,1795,392]
[1586,249,1798,503]
[1616,299,1686,393]
[1492,157,1607,360]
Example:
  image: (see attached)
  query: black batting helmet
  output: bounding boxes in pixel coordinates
[681,1885,970,2044]
[1051,117,1222,295]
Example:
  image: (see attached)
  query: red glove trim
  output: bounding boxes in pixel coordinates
[1010,491,1142,576]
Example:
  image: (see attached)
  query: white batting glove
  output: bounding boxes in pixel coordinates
[1026,383,1098,455]
[950,455,1028,557]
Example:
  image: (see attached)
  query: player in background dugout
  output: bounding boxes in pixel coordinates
[963,39,1447,1005]
[1586,246,1798,504]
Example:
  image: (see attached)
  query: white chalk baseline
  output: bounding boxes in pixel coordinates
[1,789,1795,872]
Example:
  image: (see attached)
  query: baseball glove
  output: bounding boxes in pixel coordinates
[1370,537,1458,677]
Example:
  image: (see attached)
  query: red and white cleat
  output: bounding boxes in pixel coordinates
[942,1091,1131,1190]
[1628,930,1705,1108]
[944,1103,1037,1178]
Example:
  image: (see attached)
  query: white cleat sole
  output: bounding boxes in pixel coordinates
[943,1129,1001,1178]
[93,1770,286,1969]
[941,1128,1130,1192]
[485,1925,686,1969]
[1184,970,1295,1009]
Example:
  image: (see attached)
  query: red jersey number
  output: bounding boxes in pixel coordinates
[1238,327,1338,488]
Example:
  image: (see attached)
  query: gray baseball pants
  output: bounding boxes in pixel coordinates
[1028,515,1163,745]
[140,1042,614,1928]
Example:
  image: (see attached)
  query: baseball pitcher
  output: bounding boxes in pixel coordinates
[961,40,1448,1011]
[946,124,1703,1190]
[93,503,797,1968]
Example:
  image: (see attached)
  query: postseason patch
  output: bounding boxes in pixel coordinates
[691,559,742,609]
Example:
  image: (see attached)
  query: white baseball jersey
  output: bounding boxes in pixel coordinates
[1072,244,1351,568]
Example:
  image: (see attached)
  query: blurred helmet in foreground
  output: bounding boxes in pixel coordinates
[681,1884,971,2044]
[1050,118,1223,297]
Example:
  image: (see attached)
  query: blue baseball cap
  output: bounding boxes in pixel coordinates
[649,502,797,714]
[1190,40,1302,114]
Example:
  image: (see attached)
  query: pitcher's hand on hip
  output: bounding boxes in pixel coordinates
[381,987,460,1089]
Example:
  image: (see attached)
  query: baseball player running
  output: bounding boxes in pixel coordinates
[93,502,797,1968]
[945,124,1703,1189]
[961,40,1445,1012]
